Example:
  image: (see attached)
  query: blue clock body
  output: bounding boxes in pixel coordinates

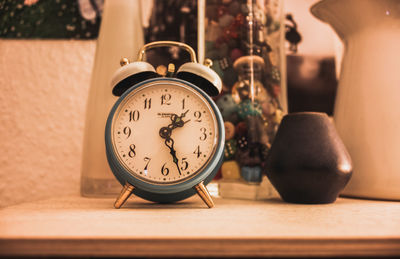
[105,78,225,203]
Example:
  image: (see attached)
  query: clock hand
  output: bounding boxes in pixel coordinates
[171,109,190,128]
[179,109,189,118]
[159,110,190,132]
[159,126,172,139]
[159,124,182,175]
[158,110,191,175]
[158,110,189,120]
[160,110,189,120]
[164,137,182,175]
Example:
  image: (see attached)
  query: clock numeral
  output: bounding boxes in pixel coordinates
[161,163,170,176]
[144,157,151,171]
[123,126,131,138]
[161,94,171,105]
[194,111,202,122]
[193,145,202,158]
[182,98,185,109]
[180,157,189,171]
[144,98,152,109]
[200,127,207,141]
[128,144,136,158]
[129,110,140,122]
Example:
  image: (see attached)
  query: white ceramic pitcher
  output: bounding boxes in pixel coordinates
[311,0,400,200]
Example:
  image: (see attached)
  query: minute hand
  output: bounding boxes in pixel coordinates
[159,110,190,175]
[164,137,181,175]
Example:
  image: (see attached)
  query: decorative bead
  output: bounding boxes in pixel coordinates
[271,66,281,83]
[223,24,239,39]
[233,13,245,27]
[224,139,237,160]
[237,99,262,120]
[255,83,272,103]
[218,57,230,70]
[219,14,234,28]
[224,121,235,140]
[261,100,276,116]
[237,136,248,150]
[221,160,241,180]
[226,112,240,125]
[235,145,262,166]
[235,121,248,137]
[216,94,238,120]
[228,1,241,16]
[230,48,243,62]
[232,82,270,105]
[241,166,263,183]
[217,5,228,17]
[231,81,249,103]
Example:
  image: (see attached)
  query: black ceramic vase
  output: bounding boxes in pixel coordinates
[265,112,352,204]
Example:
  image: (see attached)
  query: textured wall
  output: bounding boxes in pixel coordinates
[0,40,95,207]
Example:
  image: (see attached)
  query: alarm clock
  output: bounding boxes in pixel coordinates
[105,41,225,209]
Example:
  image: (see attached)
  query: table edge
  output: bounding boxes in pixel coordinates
[1,237,399,257]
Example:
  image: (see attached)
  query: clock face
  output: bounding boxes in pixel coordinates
[111,80,219,185]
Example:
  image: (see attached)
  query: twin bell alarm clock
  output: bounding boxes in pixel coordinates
[105,41,225,209]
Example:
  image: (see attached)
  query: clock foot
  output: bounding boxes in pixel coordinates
[195,181,214,208]
[114,183,135,209]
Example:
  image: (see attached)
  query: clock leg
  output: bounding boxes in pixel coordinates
[195,181,214,208]
[114,183,135,209]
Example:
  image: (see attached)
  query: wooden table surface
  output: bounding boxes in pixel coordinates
[0,195,399,257]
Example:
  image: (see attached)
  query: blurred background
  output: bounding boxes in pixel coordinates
[0,0,340,207]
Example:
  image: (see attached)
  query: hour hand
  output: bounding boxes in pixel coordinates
[180,109,189,118]
[174,110,190,127]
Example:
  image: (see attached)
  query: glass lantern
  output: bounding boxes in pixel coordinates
[199,0,286,200]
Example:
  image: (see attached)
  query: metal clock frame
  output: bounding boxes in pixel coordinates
[105,78,225,207]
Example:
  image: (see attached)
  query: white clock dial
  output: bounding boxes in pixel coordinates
[111,80,219,185]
